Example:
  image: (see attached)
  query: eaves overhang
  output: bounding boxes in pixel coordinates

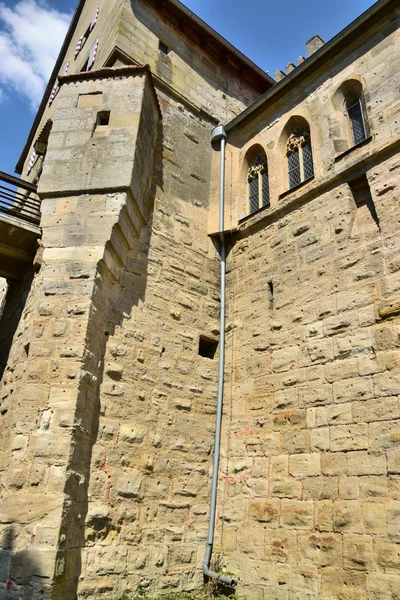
[224,0,397,134]
[159,0,275,88]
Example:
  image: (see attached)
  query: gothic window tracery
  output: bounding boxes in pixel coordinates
[286,126,314,189]
[247,153,270,214]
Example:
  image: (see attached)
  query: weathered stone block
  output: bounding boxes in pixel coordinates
[343,534,373,571]
[333,500,361,533]
[346,451,387,476]
[304,476,338,500]
[368,574,400,599]
[113,472,143,499]
[289,453,320,477]
[248,500,280,524]
[375,539,400,571]
[330,424,368,452]
[270,477,302,499]
[264,529,298,563]
[315,500,333,531]
[298,532,341,567]
[361,501,386,533]
[280,500,314,529]
[321,568,367,600]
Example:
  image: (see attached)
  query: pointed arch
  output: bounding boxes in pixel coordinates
[244,145,270,215]
[332,78,368,149]
[279,116,314,190]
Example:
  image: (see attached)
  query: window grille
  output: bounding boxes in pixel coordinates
[302,140,314,180]
[247,153,269,215]
[26,150,37,176]
[75,35,83,59]
[249,176,259,214]
[261,168,270,207]
[48,86,58,107]
[288,149,301,188]
[347,99,366,145]
[286,126,314,190]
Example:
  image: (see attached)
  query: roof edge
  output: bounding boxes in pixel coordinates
[225,0,396,133]
[15,0,274,174]
[59,65,162,118]
[165,0,275,87]
[59,64,149,82]
[15,0,86,174]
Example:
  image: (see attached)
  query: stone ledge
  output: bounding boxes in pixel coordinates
[334,135,373,162]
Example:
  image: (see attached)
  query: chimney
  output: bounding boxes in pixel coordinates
[306,34,325,57]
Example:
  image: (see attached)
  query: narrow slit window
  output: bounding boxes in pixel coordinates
[268,281,274,310]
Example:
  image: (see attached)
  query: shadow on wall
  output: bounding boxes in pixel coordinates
[0,526,51,599]
[51,115,165,599]
[0,269,35,382]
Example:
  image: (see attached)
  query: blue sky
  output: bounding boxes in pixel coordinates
[0,0,376,176]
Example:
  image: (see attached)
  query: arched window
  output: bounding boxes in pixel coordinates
[345,93,366,146]
[286,126,314,189]
[332,79,369,153]
[247,152,270,214]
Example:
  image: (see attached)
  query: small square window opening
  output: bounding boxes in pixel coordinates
[96,111,110,127]
[159,40,169,55]
[198,336,218,359]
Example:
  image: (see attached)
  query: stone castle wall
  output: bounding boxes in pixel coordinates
[210,5,400,599]
[21,0,267,180]
[0,0,399,599]
[217,150,400,600]
[77,87,223,598]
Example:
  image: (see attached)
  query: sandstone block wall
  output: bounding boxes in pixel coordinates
[113,0,265,123]
[210,6,400,598]
[0,70,162,599]
[77,89,221,598]
[217,150,400,599]
[2,1,399,599]
[21,0,268,181]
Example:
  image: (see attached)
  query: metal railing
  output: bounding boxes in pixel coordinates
[0,170,40,226]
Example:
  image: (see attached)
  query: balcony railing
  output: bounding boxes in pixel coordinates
[0,170,40,227]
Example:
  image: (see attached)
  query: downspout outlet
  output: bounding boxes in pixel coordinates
[211,124,228,145]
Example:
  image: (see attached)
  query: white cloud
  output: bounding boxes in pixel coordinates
[0,0,72,109]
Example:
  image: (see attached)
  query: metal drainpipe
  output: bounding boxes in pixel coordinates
[203,125,236,588]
